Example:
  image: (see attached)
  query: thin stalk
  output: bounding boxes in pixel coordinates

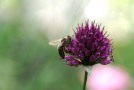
[83,71,88,90]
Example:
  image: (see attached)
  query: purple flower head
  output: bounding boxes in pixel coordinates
[64,21,113,66]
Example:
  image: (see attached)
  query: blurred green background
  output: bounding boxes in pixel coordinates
[0,0,134,90]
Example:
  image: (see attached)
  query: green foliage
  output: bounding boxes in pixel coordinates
[0,22,82,90]
[114,42,134,76]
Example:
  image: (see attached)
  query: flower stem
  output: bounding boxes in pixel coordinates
[83,71,88,90]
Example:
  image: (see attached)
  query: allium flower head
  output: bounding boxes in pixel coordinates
[64,21,113,66]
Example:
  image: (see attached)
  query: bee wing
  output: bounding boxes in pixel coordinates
[49,39,62,47]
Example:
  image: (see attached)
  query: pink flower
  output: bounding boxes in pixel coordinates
[87,64,132,90]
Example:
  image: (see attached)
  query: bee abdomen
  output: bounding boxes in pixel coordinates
[58,45,65,59]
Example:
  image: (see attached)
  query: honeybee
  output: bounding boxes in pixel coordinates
[49,35,72,59]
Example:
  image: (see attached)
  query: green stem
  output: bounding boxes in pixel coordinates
[83,71,88,90]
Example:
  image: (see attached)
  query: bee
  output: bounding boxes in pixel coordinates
[49,35,72,59]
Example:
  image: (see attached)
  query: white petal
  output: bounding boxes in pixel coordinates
[83,66,92,75]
